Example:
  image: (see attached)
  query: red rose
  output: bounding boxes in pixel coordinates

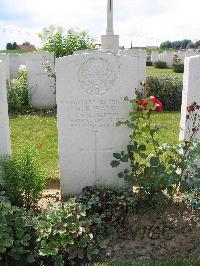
[137,100,148,107]
[150,97,163,112]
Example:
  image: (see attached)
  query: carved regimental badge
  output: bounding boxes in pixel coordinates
[78,58,116,95]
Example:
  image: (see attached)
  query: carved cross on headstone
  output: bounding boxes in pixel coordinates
[80,130,112,183]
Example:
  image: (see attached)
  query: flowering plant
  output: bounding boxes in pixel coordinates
[111,97,200,204]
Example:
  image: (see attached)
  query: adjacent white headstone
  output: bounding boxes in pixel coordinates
[56,52,137,195]
[119,49,146,92]
[9,53,30,79]
[180,55,200,140]
[0,54,10,81]
[0,61,11,155]
[151,51,159,64]
[26,51,56,109]
[160,51,174,67]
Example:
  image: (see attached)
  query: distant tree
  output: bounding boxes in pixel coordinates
[12,42,18,50]
[160,39,193,50]
[6,43,13,50]
[39,25,95,58]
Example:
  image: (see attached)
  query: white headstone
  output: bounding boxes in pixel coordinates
[0,54,10,81]
[180,55,200,140]
[119,49,146,92]
[177,51,186,63]
[0,61,11,155]
[160,51,174,67]
[9,53,30,79]
[26,51,56,109]
[56,52,137,195]
[151,51,159,64]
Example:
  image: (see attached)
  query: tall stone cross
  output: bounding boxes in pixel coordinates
[101,0,119,52]
[107,0,114,35]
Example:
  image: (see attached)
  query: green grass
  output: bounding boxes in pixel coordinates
[147,66,183,79]
[9,112,181,181]
[0,50,30,54]
[92,262,200,266]
[9,113,58,181]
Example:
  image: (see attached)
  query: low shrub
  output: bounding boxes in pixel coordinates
[0,192,35,265]
[145,75,183,111]
[7,70,29,113]
[154,61,168,69]
[0,147,45,210]
[146,60,153,66]
[77,186,136,229]
[111,98,200,204]
[35,198,112,265]
[173,62,184,73]
[184,188,200,212]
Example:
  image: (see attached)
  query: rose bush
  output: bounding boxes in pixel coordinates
[111,97,200,204]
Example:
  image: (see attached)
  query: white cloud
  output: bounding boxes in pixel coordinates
[0,0,200,49]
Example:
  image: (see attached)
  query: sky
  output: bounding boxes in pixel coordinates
[0,0,200,49]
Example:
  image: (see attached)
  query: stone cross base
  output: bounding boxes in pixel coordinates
[101,35,119,53]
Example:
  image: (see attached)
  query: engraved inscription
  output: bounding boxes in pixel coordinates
[60,99,129,128]
[78,58,116,95]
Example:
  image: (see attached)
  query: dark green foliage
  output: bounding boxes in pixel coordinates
[173,63,184,73]
[146,60,153,66]
[6,42,18,50]
[35,198,113,265]
[42,29,94,58]
[0,147,45,210]
[160,39,192,49]
[0,192,35,265]
[8,70,29,113]
[184,188,200,212]
[154,61,168,69]
[146,75,183,111]
[77,186,136,228]
[111,98,200,205]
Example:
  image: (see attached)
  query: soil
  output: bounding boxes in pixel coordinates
[39,190,200,262]
[102,200,200,262]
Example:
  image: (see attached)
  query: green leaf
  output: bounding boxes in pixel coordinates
[121,154,129,162]
[111,160,120,168]
[113,153,121,160]
[124,96,129,101]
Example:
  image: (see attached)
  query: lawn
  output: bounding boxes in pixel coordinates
[92,262,200,266]
[147,66,183,79]
[9,112,181,181]
[0,50,30,54]
[9,113,59,181]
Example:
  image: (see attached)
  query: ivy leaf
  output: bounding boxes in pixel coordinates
[121,154,129,162]
[111,160,120,168]
[113,153,121,160]
[124,96,129,101]
[140,153,148,159]
[118,172,124,178]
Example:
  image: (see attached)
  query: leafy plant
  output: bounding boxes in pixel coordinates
[0,147,46,210]
[7,69,29,113]
[146,60,153,66]
[0,192,35,265]
[77,186,136,231]
[35,199,107,265]
[111,98,200,204]
[41,28,94,58]
[145,75,183,111]
[184,188,200,212]
[154,61,168,69]
[173,62,184,73]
